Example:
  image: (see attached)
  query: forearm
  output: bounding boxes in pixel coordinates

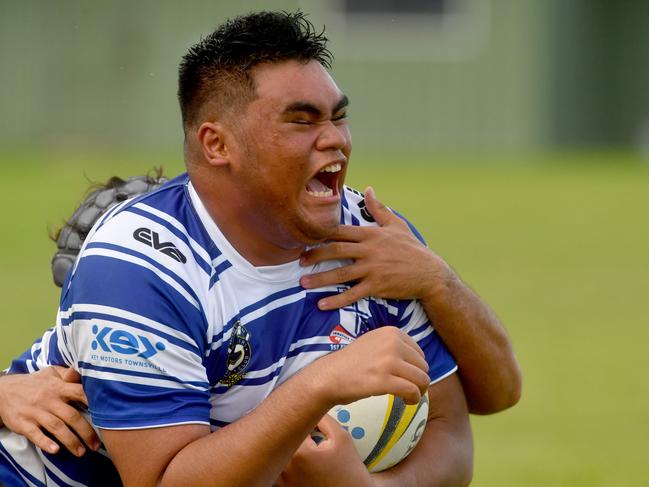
[106,373,327,487]
[162,367,331,487]
[421,270,522,414]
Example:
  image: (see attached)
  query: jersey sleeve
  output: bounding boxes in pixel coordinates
[57,225,212,430]
[6,326,69,374]
[369,298,457,384]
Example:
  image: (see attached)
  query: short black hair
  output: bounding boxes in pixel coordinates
[178,11,332,130]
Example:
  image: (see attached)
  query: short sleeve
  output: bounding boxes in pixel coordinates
[370,298,457,384]
[58,238,212,430]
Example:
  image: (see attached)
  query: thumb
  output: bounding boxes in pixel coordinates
[316,413,348,440]
[364,187,393,226]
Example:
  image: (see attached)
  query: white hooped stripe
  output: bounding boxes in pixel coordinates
[59,303,196,346]
[134,202,213,265]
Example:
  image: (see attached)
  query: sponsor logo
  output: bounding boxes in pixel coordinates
[133,227,187,263]
[358,198,375,222]
[344,187,375,222]
[91,324,166,359]
[221,321,252,387]
[329,324,355,346]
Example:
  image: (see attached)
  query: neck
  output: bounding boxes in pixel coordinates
[189,167,304,267]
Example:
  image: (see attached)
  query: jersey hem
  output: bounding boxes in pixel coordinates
[429,364,458,385]
[96,419,211,431]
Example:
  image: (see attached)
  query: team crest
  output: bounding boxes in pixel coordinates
[221,321,252,387]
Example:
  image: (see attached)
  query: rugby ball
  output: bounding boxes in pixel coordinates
[316,392,429,472]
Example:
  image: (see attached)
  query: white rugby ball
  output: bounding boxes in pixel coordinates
[317,392,429,472]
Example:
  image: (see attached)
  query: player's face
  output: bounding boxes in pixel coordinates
[233,60,351,248]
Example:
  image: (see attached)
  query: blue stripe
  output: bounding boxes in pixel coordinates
[84,376,210,429]
[107,174,188,225]
[210,286,305,343]
[125,206,212,275]
[44,464,77,487]
[8,347,37,374]
[408,322,431,338]
[209,260,233,289]
[86,241,202,308]
[340,191,349,224]
[211,342,331,393]
[239,286,305,321]
[61,312,200,356]
[79,361,209,389]
[64,256,208,354]
[286,343,332,359]
[33,345,42,363]
[0,442,47,487]
[46,331,64,365]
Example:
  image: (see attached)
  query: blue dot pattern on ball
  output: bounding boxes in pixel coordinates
[337,409,351,423]
[351,427,365,439]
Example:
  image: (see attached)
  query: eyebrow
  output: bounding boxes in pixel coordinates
[283,94,349,118]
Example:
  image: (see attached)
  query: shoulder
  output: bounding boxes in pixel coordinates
[63,174,216,316]
[341,186,427,245]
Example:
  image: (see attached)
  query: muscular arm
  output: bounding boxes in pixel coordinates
[300,187,522,414]
[103,370,325,487]
[101,327,430,486]
[418,271,521,414]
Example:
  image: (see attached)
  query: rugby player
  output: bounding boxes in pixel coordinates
[0,11,520,486]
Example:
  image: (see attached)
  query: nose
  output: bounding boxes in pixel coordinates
[315,121,350,152]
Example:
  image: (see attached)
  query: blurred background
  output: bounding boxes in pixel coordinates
[1,0,648,485]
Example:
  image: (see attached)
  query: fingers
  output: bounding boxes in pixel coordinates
[316,413,346,439]
[55,403,100,451]
[316,283,371,311]
[329,224,367,242]
[21,422,60,455]
[39,411,87,457]
[300,242,360,267]
[383,376,423,405]
[363,187,394,227]
[300,264,364,292]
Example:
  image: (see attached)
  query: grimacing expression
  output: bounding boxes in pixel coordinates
[232,60,352,248]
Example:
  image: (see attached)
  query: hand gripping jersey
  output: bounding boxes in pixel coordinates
[0,174,456,487]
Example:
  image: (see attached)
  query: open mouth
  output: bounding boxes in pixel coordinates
[306,162,342,198]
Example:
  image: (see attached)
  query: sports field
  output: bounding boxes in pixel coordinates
[1,151,647,486]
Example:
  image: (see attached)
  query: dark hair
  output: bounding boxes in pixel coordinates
[178,11,332,130]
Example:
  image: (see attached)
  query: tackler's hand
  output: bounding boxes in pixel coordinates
[300,187,455,310]
[0,366,99,457]
[278,414,374,487]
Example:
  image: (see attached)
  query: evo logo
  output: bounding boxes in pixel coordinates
[91,324,166,359]
[133,227,187,263]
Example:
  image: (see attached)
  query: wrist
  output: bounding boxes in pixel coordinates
[289,358,337,412]
[419,253,460,305]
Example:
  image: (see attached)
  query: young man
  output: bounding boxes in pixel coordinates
[0,11,519,486]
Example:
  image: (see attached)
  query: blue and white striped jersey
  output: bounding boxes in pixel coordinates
[0,174,456,487]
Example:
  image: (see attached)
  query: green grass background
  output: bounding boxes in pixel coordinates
[1,151,647,486]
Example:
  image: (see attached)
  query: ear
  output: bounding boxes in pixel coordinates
[197,121,231,167]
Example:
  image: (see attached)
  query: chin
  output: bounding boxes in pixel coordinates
[296,219,340,245]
